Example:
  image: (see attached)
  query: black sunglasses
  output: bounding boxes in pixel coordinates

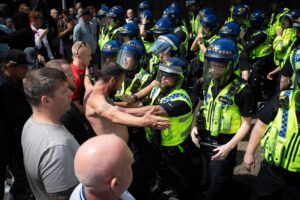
[76,41,87,55]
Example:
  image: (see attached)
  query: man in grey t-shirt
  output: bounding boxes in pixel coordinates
[22,67,80,200]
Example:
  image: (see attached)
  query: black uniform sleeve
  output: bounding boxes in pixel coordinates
[174,29,187,44]
[235,84,254,117]
[281,59,293,77]
[160,100,191,117]
[237,51,251,71]
[256,93,280,124]
[243,32,267,52]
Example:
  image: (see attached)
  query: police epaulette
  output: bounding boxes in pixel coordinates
[228,78,245,96]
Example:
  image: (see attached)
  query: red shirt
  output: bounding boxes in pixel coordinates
[71,63,85,101]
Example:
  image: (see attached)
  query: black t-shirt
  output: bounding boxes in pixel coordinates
[200,76,254,117]
[237,51,251,71]
[256,93,280,124]
[142,91,191,117]
[257,91,300,126]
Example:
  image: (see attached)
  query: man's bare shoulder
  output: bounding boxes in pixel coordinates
[85,90,114,113]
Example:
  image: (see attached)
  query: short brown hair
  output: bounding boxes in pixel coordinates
[23,68,67,106]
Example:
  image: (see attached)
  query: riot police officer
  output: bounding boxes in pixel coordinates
[191,38,253,200]
[244,68,300,200]
[126,57,195,199]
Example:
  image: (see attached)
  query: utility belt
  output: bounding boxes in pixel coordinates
[150,129,191,156]
[198,131,234,148]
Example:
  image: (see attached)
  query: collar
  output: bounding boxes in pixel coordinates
[80,184,86,200]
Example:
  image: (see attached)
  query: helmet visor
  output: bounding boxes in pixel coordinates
[149,40,171,56]
[116,49,137,70]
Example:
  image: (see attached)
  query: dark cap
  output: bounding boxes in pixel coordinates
[81,9,91,16]
[2,49,31,67]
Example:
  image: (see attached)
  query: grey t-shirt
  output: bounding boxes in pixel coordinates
[22,117,80,200]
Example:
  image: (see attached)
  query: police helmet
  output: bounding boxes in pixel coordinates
[205,38,238,63]
[158,57,186,89]
[205,38,238,85]
[284,9,300,26]
[201,14,218,29]
[139,9,154,25]
[138,1,150,12]
[233,4,249,17]
[107,6,124,21]
[149,33,180,57]
[186,0,202,7]
[152,17,173,38]
[159,57,185,76]
[96,5,109,18]
[198,7,215,18]
[162,6,182,24]
[249,10,267,27]
[102,40,121,57]
[119,22,140,39]
[117,40,146,70]
[219,22,240,41]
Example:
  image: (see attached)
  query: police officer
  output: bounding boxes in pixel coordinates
[191,38,253,200]
[186,0,203,37]
[98,6,124,50]
[244,10,275,105]
[118,22,141,44]
[148,33,180,77]
[190,13,219,86]
[279,16,300,91]
[244,69,300,200]
[268,10,300,82]
[231,3,250,40]
[163,5,189,57]
[267,0,289,40]
[126,57,195,199]
[219,21,251,80]
[100,39,120,67]
[115,39,152,104]
[139,9,155,53]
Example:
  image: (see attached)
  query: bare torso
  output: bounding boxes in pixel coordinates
[84,90,129,142]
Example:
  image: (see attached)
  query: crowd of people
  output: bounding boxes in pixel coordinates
[0,0,300,199]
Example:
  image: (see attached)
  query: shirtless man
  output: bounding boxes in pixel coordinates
[84,62,169,142]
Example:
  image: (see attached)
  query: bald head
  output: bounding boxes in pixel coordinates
[74,135,134,198]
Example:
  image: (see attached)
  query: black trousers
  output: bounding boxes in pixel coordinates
[198,134,237,200]
[250,161,300,200]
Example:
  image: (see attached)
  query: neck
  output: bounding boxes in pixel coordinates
[73,59,86,70]
[93,80,110,98]
[31,107,62,125]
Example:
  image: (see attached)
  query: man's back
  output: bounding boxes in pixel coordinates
[84,89,129,142]
[22,117,79,200]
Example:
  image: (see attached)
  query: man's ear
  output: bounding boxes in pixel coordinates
[109,76,116,85]
[110,177,120,194]
[40,95,51,106]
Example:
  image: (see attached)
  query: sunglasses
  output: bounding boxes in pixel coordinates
[76,41,87,55]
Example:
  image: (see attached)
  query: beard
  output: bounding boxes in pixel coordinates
[108,84,119,99]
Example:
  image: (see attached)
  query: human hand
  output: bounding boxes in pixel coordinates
[121,94,135,104]
[211,144,232,160]
[140,14,147,25]
[243,151,255,172]
[144,107,170,130]
[276,28,283,36]
[191,126,200,148]
[267,70,277,80]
